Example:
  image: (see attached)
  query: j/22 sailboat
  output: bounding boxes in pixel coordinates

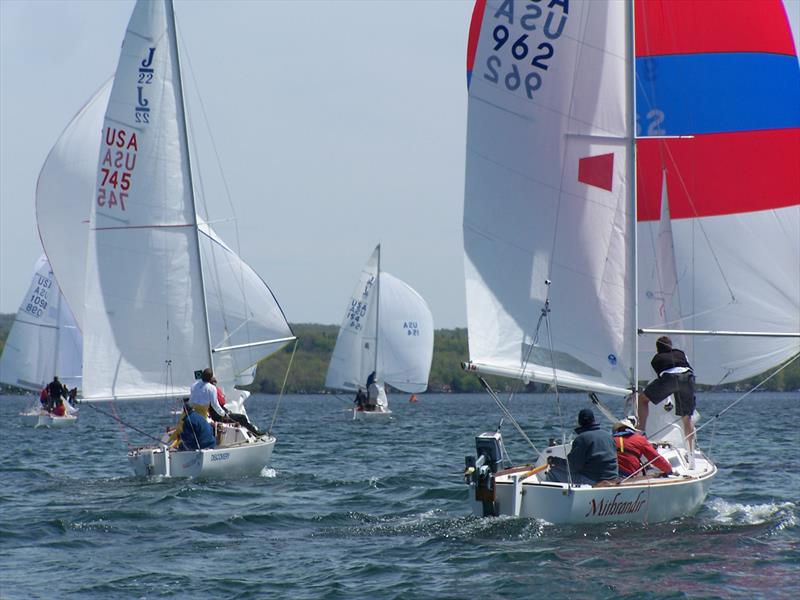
[325,245,434,421]
[1,255,81,428]
[461,0,799,523]
[73,0,295,477]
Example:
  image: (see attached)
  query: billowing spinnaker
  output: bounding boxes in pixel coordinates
[463,0,634,395]
[375,272,433,393]
[36,80,112,332]
[635,0,800,384]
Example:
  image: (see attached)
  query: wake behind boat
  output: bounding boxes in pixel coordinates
[39,0,296,477]
[325,245,434,421]
[461,0,799,523]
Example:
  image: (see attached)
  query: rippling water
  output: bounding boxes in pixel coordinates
[1,392,797,599]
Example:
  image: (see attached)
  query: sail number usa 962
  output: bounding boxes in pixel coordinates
[482,0,568,99]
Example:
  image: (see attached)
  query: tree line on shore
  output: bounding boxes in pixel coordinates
[1,315,797,394]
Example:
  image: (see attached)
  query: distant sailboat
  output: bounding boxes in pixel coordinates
[40,0,295,477]
[325,245,434,421]
[1,255,81,427]
[461,0,799,523]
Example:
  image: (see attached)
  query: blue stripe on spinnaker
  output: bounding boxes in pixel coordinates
[635,53,800,136]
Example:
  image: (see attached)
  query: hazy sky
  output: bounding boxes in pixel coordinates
[1,0,799,329]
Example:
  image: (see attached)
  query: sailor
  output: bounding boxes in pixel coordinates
[196,369,264,437]
[51,398,66,417]
[46,376,66,412]
[637,336,697,453]
[612,416,673,478]
[546,408,618,485]
[179,399,216,450]
[353,386,367,410]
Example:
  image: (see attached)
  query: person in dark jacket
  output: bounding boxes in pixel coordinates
[612,416,672,478]
[179,401,216,451]
[638,336,696,452]
[546,408,618,485]
[46,376,66,412]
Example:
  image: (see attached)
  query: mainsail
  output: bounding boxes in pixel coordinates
[463,0,635,395]
[81,0,292,401]
[325,246,434,394]
[0,255,82,392]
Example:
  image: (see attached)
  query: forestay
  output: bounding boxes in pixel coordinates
[635,0,800,384]
[0,255,82,392]
[463,0,635,395]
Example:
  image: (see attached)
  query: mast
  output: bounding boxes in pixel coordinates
[165,0,215,374]
[626,0,639,392]
[53,276,62,384]
[374,243,381,379]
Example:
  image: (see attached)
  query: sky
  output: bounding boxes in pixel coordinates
[1,0,799,329]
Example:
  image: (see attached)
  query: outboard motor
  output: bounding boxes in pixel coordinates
[465,431,503,517]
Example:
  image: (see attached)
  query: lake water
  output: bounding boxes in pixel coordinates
[1,392,797,599]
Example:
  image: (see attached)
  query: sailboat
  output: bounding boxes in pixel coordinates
[51,0,296,477]
[2,255,81,427]
[325,245,434,421]
[461,0,799,523]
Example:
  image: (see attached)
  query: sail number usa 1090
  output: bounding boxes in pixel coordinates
[25,274,53,319]
[482,0,568,99]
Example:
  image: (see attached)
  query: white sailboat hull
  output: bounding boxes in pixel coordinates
[128,435,275,478]
[20,410,78,428]
[468,446,717,524]
[352,407,393,422]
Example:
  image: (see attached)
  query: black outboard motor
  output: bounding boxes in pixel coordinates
[465,432,503,517]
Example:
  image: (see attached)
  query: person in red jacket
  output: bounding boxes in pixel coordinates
[51,399,66,417]
[613,417,673,478]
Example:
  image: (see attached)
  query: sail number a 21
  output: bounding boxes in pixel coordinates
[482,0,568,99]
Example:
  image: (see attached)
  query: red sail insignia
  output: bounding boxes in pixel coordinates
[578,153,614,192]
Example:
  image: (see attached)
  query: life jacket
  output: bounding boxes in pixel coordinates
[216,387,226,408]
[52,402,66,417]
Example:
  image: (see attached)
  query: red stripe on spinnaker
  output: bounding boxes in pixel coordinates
[634,0,796,57]
[636,128,800,221]
[578,153,614,192]
[467,0,486,76]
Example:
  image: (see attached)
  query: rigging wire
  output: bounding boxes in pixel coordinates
[695,354,799,438]
[480,377,543,460]
[268,338,299,436]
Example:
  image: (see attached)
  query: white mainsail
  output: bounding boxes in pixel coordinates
[463,0,634,395]
[0,255,82,392]
[81,0,292,401]
[326,245,434,394]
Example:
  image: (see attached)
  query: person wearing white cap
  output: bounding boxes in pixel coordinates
[612,416,672,478]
